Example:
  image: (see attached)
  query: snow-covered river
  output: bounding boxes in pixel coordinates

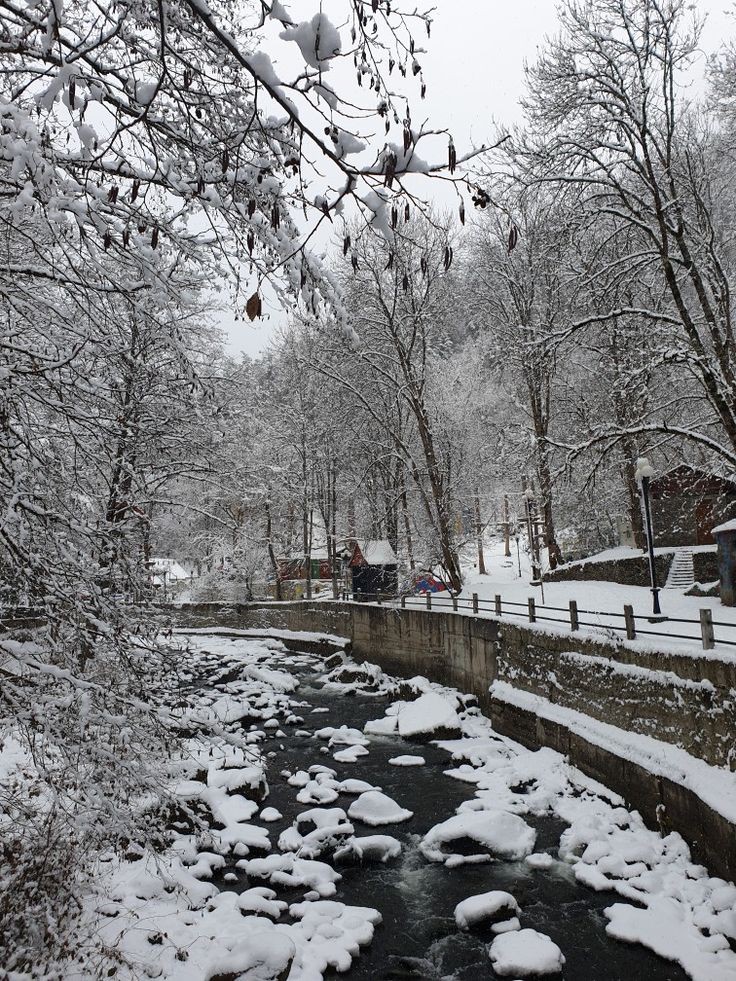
[87,632,736,980]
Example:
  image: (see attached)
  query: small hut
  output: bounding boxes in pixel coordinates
[348,540,398,598]
[649,466,736,547]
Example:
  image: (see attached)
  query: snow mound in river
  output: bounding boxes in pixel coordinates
[397,692,461,739]
[347,790,413,827]
[454,890,520,930]
[421,809,536,864]
[489,928,565,976]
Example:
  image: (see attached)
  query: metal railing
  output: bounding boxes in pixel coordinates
[381,590,732,652]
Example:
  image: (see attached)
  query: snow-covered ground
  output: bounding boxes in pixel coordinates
[402,539,736,656]
[37,631,736,981]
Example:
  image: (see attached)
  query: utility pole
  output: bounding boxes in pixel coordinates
[503,494,511,557]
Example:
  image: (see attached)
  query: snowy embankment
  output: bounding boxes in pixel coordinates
[31,632,736,980]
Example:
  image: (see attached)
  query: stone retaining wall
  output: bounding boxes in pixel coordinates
[544,549,718,587]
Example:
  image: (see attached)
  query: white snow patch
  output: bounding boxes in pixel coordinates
[421,809,536,864]
[454,890,520,930]
[489,928,565,976]
[396,692,461,738]
[347,791,413,827]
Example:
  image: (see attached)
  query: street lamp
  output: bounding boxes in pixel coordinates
[635,457,662,617]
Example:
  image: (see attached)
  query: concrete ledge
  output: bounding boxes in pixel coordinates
[490,685,736,883]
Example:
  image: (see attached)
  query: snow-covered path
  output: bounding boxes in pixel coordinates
[72,633,736,980]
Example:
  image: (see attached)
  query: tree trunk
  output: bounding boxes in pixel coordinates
[474,490,487,575]
[400,475,415,572]
[265,496,281,601]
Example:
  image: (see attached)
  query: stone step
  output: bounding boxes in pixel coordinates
[664,550,695,589]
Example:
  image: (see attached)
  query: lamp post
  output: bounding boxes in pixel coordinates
[635,457,662,617]
[523,487,542,583]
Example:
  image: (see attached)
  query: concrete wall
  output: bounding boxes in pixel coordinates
[169,600,736,880]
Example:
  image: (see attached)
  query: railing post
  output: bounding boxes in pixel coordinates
[528,597,536,623]
[401,595,406,609]
[452,594,458,612]
[700,608,715,650]
[377,592,382,605]
[624,604,636,640]
[495,594,502,616]
[569,600,579,631]
[426,592,432,611]
[472,592,479,614]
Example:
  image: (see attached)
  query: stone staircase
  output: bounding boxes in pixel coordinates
[664,549,695,590]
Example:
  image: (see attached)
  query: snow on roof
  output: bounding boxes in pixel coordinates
[712,519,736,536]
[355,539,397,566]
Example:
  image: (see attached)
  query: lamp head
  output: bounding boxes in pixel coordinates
[634,457,655,483]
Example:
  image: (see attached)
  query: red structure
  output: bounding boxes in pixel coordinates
[276,556,332,582]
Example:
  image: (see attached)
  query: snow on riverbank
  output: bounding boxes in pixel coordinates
[63,632,736,980]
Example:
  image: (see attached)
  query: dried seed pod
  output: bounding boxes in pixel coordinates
[245,291,262,320]
[384,150,397,189]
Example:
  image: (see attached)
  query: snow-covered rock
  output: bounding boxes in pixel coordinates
[327,725,369,747]
[260,806,282,822]
[454,890,520,930]
[396,692,461,739]
[421,809,536,865]
[204,932,295,981]
[336,778,381,795]
[347,790,413,827]
[363,714,398,735]
[388,754,425,766]
[489,928,565,976]
[334,834,402,864]
[333,744,369,763]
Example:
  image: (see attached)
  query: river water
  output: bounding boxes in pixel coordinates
[206,645,687,981]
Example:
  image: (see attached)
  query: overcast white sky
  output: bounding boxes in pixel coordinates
[221,0,732,360]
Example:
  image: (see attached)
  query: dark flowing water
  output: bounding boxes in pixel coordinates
[209,647,687,981]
